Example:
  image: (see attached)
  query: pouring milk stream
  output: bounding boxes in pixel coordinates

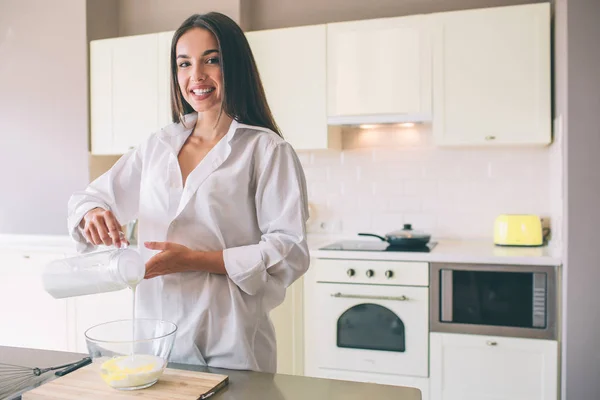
[42,243,165,388]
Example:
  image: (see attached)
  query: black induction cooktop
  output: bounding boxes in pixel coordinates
[319,240,437,253]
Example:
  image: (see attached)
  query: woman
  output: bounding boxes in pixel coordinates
[67,12,310,373]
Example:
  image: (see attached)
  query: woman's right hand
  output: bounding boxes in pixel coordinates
[80,207,127,248]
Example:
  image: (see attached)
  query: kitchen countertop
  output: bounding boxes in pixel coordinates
[308,234,562,266]
[0,234,75,253]
[0,232,562,266]
[0,346,421,400]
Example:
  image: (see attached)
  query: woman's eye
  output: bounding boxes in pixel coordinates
[206,57,220,65]
[178,61,190,68]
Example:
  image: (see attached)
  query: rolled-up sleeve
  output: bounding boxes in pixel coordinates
[67,146,143,252]
[223,141,310,298]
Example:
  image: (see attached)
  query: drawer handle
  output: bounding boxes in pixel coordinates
[486,341,498,346]
[331,292,409,301]
[485,135,496,141]
[23,255,30,259]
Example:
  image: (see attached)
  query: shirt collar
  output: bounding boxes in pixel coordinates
[157,112,240,153]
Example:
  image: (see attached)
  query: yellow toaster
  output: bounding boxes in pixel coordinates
[494,214,544,246]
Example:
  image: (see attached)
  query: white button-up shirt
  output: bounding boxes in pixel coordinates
[67,113,310,372]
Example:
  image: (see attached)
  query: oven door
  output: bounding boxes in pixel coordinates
[315,282,429,377]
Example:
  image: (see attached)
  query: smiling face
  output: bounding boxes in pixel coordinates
[175,28,223,114]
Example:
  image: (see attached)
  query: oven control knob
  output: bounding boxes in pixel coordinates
[366,269,374,278]
[385,270,394,278]
[346,268,355,277]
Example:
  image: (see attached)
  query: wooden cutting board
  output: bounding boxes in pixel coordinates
[23,364,229,399]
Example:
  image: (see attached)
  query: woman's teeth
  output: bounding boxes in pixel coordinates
[192,88,215,95]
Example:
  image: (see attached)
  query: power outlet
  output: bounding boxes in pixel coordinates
[306,203,342,234]
[314,219,343,234]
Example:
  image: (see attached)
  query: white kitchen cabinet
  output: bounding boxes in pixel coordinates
[430,3,551,146]
[157,30,175,129]
[270,276,304,375]
[0,250,72,352]
[430,332,558,400]
[246,25,340,150]
[90,33,170,155]
[326,15,432,124]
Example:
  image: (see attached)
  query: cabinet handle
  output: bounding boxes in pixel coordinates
[485,135,496,141]
[330,292,409,301]
[486,340,498,346]
[23,255,30,259]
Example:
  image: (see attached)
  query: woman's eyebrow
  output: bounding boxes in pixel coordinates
[176,49,219,59]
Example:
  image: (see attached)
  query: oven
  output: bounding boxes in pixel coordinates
[309,258,430,380]
[430,263,558,340]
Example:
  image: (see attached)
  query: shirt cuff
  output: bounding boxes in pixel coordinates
[222,244,268,296]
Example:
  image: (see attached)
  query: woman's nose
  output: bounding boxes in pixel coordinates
[191,65,206,82]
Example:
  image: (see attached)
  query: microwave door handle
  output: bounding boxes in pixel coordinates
[441,270,453,322]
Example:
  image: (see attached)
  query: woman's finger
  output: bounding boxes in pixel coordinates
[86,224,102,245]
[94,218,112,246]
[104,211,122,248]
[144,241,170,251]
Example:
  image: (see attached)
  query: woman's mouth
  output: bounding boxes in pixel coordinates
[190,87,215,101]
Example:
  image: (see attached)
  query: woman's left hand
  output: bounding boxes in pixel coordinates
[144,241,193,279]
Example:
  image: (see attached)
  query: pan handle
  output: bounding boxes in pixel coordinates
[358,233,387,241]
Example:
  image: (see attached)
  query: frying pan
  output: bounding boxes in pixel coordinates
[358,224,431,248]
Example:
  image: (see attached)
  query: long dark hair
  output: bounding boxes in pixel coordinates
[169,12,282,137]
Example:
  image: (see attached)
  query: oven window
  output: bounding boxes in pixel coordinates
[452,271,535,328]
[337,303,405,352]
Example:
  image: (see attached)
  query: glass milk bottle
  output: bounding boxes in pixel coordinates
[42,248,145,299]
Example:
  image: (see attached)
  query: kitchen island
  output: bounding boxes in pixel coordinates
[0,346,421,400]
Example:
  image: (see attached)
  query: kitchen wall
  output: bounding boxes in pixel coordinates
[118,0,243,36]
[86,0,118,41]
[246,0,547,30]
[560,0,600,398]
[0,0,89,235]
[301,126,557,240]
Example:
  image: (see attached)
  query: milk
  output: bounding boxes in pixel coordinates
[42,248,145,299]
[43,247,169,389]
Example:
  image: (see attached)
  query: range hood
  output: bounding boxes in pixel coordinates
[327,112,432,126]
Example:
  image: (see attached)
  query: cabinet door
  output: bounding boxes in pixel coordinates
[269,276,304,375]
[90,34,160,155]
[74,288,134,353]
[431,3,551,146]
[0,251,70,352]
[430,332,558,400]
[327,16,431,121]
[90,39,114,155]
[111,34,160,153]
[247,25,336,150]
[157,31,175,129]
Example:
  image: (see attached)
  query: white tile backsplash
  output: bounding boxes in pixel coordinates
[301,124,561,240]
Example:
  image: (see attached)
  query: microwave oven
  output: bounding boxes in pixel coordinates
[430,263,558,340]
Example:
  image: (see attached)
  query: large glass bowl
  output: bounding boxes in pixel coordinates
[84,319,177,390]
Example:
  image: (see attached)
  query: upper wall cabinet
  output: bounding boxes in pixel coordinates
[430,3,551,146]
[157,31,175,129]
[326,16,432,125]
[90,33,172,155]
[247,25,340,150]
